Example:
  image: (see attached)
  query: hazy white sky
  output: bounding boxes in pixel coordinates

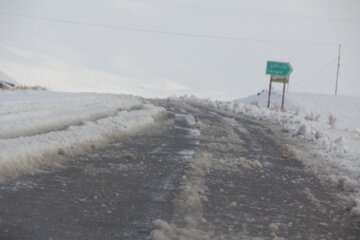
[0,0,359,100]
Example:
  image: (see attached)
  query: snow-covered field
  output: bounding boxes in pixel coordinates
[0,90,164,181]
[175,93,360,216]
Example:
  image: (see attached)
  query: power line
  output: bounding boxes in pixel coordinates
[0,11,339,47]
[126,0,360,23]
[291,56,339,88]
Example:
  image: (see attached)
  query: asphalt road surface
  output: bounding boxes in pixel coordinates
[0,101,359,239]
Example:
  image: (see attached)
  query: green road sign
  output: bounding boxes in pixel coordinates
[266,61,293,77]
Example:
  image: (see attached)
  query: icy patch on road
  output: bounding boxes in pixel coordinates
[175,113,197,127]
[174,112,200,137]
[222,116,249,135]
[178,149,196,156]
[188,128,201,137]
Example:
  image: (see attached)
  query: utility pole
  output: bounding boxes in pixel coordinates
[335,44,341,95]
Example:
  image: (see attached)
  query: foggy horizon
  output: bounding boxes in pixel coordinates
[0,0,359,100]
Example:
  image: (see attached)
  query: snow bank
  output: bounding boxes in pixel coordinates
[238,90,360,129]
[173,95,360,216]
[0,91,164,181]
[0,91,144,139]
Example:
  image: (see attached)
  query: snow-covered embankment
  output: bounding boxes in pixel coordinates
[0,91,165,181]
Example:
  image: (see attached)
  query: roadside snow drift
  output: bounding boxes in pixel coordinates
[238,90,360,129]
[0,91,164,181]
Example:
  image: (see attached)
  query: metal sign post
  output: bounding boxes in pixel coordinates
[281,80,286,110]
[266,61,293,111]
[267,78,272,108]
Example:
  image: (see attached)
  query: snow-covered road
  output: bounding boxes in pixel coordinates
[0,101,359,239]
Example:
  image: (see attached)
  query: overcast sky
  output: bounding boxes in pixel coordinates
[0,0,359,100]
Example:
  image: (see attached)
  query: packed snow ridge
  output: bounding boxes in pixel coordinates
[173,93,360,216]
[0,90,165,181]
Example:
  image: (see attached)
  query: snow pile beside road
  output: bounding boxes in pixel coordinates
[0,91,144,139]
[173,95,360,216]
[0,91,165,181]
[238,90,360,129]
